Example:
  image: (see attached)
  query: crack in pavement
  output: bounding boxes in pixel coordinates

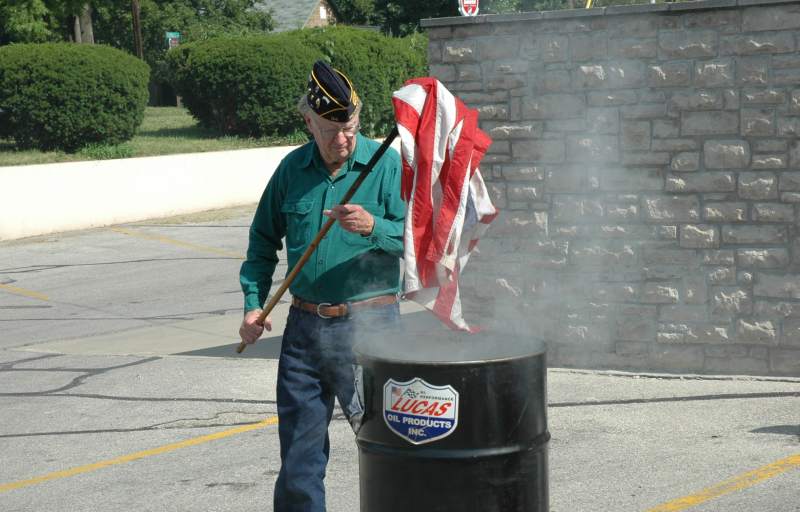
[0,354,161,395]
[0,257,242,274]
[549,391,800,408]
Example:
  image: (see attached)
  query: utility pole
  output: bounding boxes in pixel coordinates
[131,0,144,59]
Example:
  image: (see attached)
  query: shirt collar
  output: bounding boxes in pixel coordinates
[299,132,370,172]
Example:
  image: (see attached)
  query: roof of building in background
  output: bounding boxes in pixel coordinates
[255,0,332,32]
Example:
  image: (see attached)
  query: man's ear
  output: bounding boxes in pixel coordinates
[303,115,315,133]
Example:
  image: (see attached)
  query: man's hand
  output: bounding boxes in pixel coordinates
[239,309,272,345]
[323,204,374,235]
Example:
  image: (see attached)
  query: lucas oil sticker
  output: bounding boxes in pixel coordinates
[383,378,459,445]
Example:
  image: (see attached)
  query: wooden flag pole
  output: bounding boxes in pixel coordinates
[237,126,400,353]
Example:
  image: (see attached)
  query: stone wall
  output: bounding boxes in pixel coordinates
[422,0,800,376]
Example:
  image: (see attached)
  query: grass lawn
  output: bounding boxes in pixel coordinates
[0,107,309,167]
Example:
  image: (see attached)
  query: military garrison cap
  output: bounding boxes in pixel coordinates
[306,60,360,122]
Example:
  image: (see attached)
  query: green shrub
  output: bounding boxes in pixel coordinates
[291,27,428,136]
[0,43,150,152]
[165,27,428,138]
[166,34,318,137]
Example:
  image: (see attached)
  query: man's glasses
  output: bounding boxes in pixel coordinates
[318,123,360,139]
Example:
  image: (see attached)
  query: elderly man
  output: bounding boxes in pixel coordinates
[238,60,405,511]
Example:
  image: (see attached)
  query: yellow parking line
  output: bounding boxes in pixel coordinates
[0,416,278,494]
[110,227,244,259]
[645,452,800,511]
[0,283,49,301]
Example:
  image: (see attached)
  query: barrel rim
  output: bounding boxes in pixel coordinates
[355,350,546,366]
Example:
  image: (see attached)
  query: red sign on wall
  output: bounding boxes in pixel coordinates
[459,0,479,16]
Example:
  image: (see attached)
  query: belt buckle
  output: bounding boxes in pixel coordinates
[316,302,333,319]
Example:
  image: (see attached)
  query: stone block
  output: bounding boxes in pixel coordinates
[642,196,700,222]
[683,8,740,33]
[742,4,800,32]
[751,155,787,170]
[615,341,650,357]
[570,33,608,61]
[522,94,585,119]
[742,88,785,105]
[791,89,800,114]
[621,104,666,120]
[587,90,638,106]
[586,108,620,134]
[671,152,700,171]
[652,139,698,152]
[712,287,753,316]
[642,245,700,266]
[703,249,735,266]
[670,90,724,111]
[501,165,544,181]
[546,167,585,193]
[703,140,751,169]
[648,63,691,87]
[617,306,658,341]
[653,119,680,138]
[703,202,747,223]
[774,68,800,86]
[607,61,646,88]
[738,172,778,200]
[552,196,603,222]
[780,318,800,347]
[754,273,800,299]
[706,267,736,286]
[792,141,800,168]
[648,344,705,372]
[477,36,521,60]
[539,69,572,93]
[665,172,736,193]
[769,348,800,375]
[723,89,740,110]
[621,121,651,150]
[659,30,717,59]
[478,104,510,121]
[737,319,778,345]
[488,123,542,139]
[443,42,477,63]
[682,111,739,135]
[609,38,657,59]
[751,203,794,223]
[736,56,769,86]
[737,248,790,269]
[566,135,619,163]
[429,64,456,82]
[537,34,569,62]
[512,139,565,163]
[570,241,637,267]
[491,211,549,238]
[593,167,663,192]
[694,59,735,87]
[605,204,639,221]
[779,172,800,191]
[705,357,769,374]
[722,224,785,244]
[741,109,775,136]
[623,152,670,166]
[507,183,541,202]
[659,305,707,323]
[721,33,795,55]
[754,140,788,152]
[680,224,719,249]
[642,283,679,304]
[777,117,800,137]
[773,54,800,69]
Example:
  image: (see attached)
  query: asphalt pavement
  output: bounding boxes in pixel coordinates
[0,205,798,512]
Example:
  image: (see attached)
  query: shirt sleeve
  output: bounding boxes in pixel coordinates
[364,150,405,258]
[239,167,286,313]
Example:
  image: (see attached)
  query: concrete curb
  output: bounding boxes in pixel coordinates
[0,146,297,241]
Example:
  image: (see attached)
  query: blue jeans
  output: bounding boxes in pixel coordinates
[274,301,400,512]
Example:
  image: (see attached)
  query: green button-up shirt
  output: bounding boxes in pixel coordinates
[240,133,405,312]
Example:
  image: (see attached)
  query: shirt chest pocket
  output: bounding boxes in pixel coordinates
[281,200,314,253]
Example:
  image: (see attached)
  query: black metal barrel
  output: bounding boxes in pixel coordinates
[354,327,549,512]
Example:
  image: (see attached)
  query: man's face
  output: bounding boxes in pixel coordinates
[306,113,360,168]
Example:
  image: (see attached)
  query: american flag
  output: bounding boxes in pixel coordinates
[392,78,498,333]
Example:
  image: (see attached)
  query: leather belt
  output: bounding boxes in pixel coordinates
[292,295,398,319]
